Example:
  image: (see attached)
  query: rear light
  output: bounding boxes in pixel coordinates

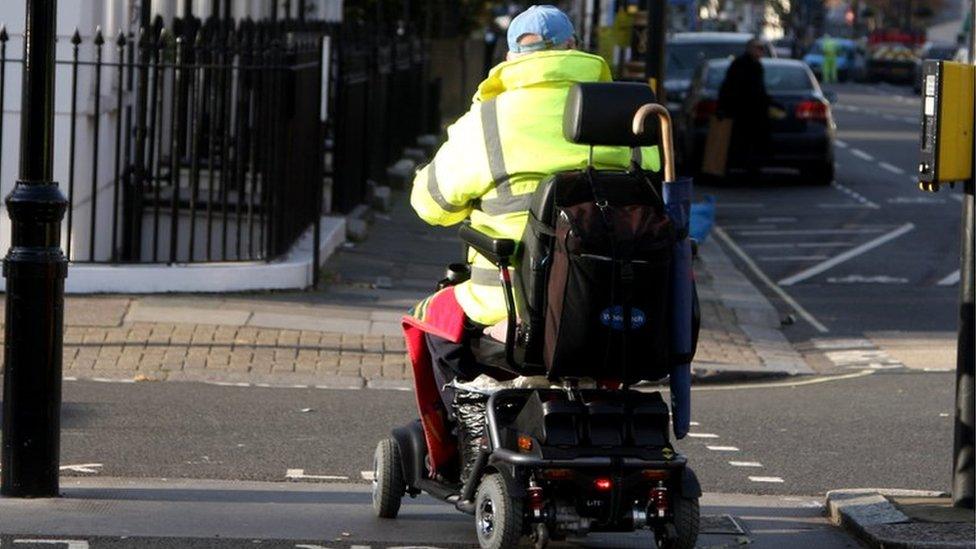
[528,485,546,515]
[541,468,575,480]
[641,469,670,481]
[795,100,829,122]
[594,478,613,491]
[650,483,670,517]
[694,99,718,123]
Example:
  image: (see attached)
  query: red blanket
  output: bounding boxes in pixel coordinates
[401,287,467,477]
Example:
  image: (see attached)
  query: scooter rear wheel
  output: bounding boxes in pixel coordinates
[657,495,700,549]
[372,438,405,519]
[475,473,523,549]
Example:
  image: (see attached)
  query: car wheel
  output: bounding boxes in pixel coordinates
[475,473,523,549]
[372,438,405,519]
[809,162,834,186]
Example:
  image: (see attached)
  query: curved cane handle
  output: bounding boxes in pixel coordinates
[632,103,675,183]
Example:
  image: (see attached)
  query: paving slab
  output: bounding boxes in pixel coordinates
[126,303,252,327]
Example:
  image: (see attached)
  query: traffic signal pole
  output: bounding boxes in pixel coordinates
[0,0,68,497]
[954,7,976,509]
[644,0,667,99]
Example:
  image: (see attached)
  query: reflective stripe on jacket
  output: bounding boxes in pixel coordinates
[410,49,662,325]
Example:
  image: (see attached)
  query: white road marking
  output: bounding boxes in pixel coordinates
[13,541,89,549]
[879,162,906,175]
[745,242,853,249]
[817,202,876,209]
[59,463,103,474]
[91,378,136,384]
[951,194,964,203]
[689,369,874,392]
[832,182,881,209]
[811,338,875,350]
[739,228,886,236]
[757,217,797,223]
[714,227,829,333]
[729,461,763,467]
[902,117,917,124]
[778,223,915,286]
[758,255,828,262]
[826,275,909,284]
[938,270,961,286]
[851,149,875,162]
[887,196,946,204]
[749,476,785,483]
[720,203,765,208]
[686,433,719,438]
[285,468,349,481]
[361,470,376,481]
[835,140,848,148]
[706,445,740,452]
[690,421,700,426]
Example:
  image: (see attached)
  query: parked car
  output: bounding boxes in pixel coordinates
[802,37,866,82]
[664,32,775,112]
[913,42,960,94]
[866,42,917,83]
[679,58,836,185]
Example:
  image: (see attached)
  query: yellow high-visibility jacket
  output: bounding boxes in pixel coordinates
[410,49,662,325]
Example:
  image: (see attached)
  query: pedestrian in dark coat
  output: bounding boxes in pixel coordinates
[718,38,772,178]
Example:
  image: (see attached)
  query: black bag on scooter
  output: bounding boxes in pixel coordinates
[542,171,677,384]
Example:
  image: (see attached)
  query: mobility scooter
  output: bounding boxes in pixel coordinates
[372,83,701,549]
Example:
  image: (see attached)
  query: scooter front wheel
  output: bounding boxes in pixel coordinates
[371,438,405,519]
[475,473,523,549]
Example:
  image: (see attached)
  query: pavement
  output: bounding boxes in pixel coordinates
[826,489,974,548]
[8,183,810,390]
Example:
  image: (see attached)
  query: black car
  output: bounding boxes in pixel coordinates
[664,32,775,112]
[679,58,836,185]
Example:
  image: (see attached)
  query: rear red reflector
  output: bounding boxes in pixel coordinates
[541,469,575,480]
[795,100,829,121]
[594,478,613,491]
[642,469,670,481]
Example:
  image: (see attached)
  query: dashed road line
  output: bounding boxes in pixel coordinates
[729,461,763,468]
[832,181,881,209]
[705,445,740,452]
[361,470,376,481]
[739,228,885,236]
[758,255,828,262]
[749,476,785,483]
[850,149,875,162]
[835,140,848,148]
[878,162,905,175]
[686,433,720,439]
[778,223,915,286]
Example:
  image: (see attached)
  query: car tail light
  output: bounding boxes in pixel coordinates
[795,100,829,122]
[694,99,718,123]
[594,478,613,491]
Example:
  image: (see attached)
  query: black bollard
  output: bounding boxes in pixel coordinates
[0,0,68,498]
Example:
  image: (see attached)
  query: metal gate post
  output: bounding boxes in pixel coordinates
[1,0,69,497]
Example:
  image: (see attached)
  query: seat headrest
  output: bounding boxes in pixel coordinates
[563,82,658,147]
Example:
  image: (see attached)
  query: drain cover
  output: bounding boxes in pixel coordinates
[699,514,746,535]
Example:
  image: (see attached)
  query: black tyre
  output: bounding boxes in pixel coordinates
[809,162,834,186]
[658,496,700,549]
[475,473,523,549]
[372,438,405,519]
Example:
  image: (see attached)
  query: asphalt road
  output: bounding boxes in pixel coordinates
[698,81,963,340]
[52,369,951,496]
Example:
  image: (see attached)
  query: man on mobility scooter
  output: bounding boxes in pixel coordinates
[371,6,702,549]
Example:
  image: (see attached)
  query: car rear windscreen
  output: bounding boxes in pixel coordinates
[705,64,814,93]
[667,43,745,79]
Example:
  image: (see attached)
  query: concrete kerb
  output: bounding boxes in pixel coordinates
[698,239,813,377]
[825,489,973,549]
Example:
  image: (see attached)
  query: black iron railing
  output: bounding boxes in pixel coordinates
[0,16,434,265]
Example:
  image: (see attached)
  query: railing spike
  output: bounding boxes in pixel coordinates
[93,26,104,45]
[70,27,81,45]
[1,24,10,43]
[115,29,126,47]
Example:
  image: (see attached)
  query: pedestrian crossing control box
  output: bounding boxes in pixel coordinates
[918,60,975,190]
